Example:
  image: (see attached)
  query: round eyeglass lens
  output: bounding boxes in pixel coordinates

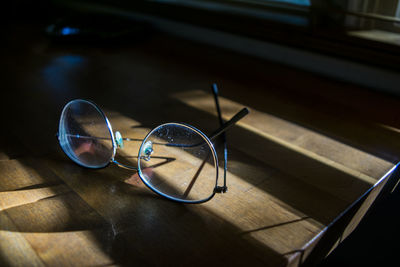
[138,123,218,202]
[58,99,114,168]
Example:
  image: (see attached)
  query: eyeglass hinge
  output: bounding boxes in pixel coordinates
[214,186,228,194]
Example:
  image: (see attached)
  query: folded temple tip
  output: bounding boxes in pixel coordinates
[241,107,250,116]
[212,83,219,95]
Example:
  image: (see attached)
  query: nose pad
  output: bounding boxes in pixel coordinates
[142,141,153,161]
[115,131,124,149]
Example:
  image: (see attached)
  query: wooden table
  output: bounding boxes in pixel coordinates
[1,22,400,266]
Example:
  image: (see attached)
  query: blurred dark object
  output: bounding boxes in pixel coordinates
[44,14,155,44]
[320,187,400,266]
[47,0,400,71]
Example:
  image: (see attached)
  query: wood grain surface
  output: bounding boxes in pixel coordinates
[0,22,399,266]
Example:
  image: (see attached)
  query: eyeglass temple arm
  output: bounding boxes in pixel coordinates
[211,84,228,193]
[208,107,249,142]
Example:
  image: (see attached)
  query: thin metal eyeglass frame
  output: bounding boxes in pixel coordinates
[57,84,249,203]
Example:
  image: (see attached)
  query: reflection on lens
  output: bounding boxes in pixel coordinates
[58,99,114,168]
[138,123,218,202]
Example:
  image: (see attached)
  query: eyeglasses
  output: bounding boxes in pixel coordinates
[57,84,249,203]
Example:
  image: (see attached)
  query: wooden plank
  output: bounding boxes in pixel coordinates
[0,158,61,189]
[22,230,114,266]
[0,184,69,212]
[0,213,44,267]
[0,158,116,266]
[173,90,395,203]
[4,192,115,265]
